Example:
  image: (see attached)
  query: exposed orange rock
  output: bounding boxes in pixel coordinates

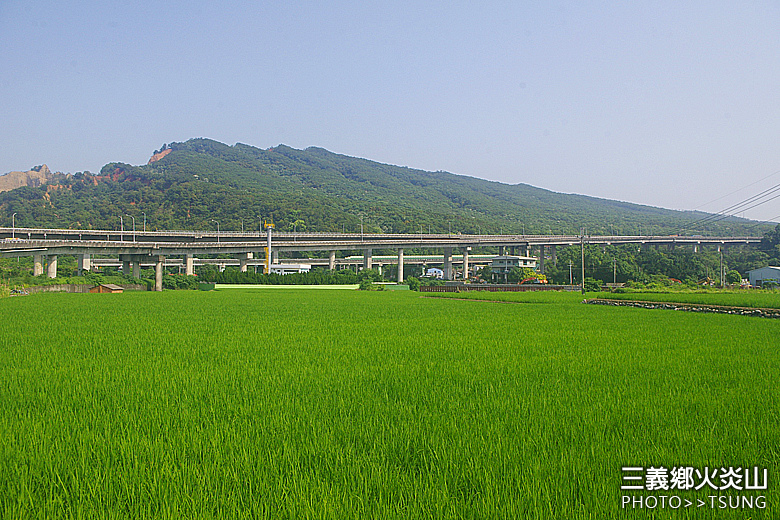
[0,165,56,192]
[148,148,172,164]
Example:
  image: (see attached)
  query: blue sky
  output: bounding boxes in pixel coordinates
[2,1,780,220]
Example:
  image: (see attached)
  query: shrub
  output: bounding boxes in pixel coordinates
[725,270,741,285]
[583,277,603,292]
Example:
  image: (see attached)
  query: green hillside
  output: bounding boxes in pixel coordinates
[0,138,766,235]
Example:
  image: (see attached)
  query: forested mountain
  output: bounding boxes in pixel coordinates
[0,138,768,236]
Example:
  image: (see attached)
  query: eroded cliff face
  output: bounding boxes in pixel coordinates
[0,165,56,192]
[147,148,172,164]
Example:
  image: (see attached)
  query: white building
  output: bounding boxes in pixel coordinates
[270,263,311,275]
[426,267,444,279]
[747,266,780,287]
[489,255,537,275]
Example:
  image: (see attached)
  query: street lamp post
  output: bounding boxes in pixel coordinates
[120,216,124,242]
[11,213,16,239]
[211,219,220,243]
[126,215,136,242]
[142,212,147,233]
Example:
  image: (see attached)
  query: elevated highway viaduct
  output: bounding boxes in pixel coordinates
[0,227,762,291]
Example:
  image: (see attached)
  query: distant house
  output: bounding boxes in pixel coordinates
[489,255,538,283]
[746,266,780,287]
[426,267,444,279]
[89,284,124,293]
[489,255,537,274]
[269,263,311,275]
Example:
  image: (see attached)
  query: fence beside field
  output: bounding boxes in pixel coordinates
[420,284,579,293]
[26,284,147,294]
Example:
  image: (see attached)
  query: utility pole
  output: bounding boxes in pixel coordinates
[719,248,724,288]
[613,257,617,285]
[569,260,573,285]
[581,229,586,294]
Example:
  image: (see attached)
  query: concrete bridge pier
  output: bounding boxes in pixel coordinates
[78,254,91,274]
[34,255,44,276]
[47,256,58,278]
[693,243,699,253]
[238,252,252,272]
[185,254,194,276]
[329,251,336,271]
[462,247,470,280]
[397,248,404,282]
[551,245,557,266]
[443,247,453,280]
[117,254,142,279]
[539,245,545,274]
[363,248,373,270]
[155,256,165,292]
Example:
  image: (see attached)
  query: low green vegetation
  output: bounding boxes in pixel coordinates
[593,290,780,309]
[426,286,780,310]
[214,284,359,290]
[198,266,362,286]
[1,290,777,518]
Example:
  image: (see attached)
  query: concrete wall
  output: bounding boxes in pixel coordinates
[26,284,147,294]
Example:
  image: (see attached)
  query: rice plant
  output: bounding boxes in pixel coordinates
[0,290,777,518]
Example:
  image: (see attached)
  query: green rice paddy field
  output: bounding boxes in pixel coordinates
[591,290,780,309]
[1,290,778,519]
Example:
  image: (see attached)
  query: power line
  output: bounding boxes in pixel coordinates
[692,169,780,211]
[745,214,780,231]
[691,182,780,226]
[685,180,780,230]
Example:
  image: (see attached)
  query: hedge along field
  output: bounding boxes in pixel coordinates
[0,290,778,519]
